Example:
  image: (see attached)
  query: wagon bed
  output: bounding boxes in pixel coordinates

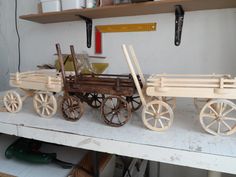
[146,74,236,99]
[10,70,62,93]
[65,74,137,97]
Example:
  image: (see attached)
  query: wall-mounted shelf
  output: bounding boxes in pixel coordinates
[20,0,236,24]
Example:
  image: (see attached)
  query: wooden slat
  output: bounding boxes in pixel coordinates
[19,0,236,24]
[148,83,219,88]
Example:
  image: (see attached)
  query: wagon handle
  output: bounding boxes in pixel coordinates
[122,44,147,106]
[128,45,146,86]
[70,45,79,77]
[55,43,66,86]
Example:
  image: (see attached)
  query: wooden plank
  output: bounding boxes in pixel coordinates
[96,23,156,33]
[146,87,236,99]
[19,0,236,24]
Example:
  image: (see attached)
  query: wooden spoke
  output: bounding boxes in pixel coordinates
[126,94,142,112]
[201,113,216,119]
[33,92,57,118]
[146,117,154,122]
[161,97,176,109]
[200,99,236,136]
[221,120,232,131]
[160,110,169,116]
[142,100,174,131]
[160,116,170,121]
[3,91,22,113]
[101,96,131,127]
[208,105,219,117]
[222,107,234,117]
[206,119,217,128]
[61,96,84,121]
[224,117,236,121]
[217,122,221,134]
[85,93,105,108]
[145,111,155,116]
[150,104,156,114]
[158,119,164,128]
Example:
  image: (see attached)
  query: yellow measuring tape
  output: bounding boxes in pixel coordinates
[96,23,157,33]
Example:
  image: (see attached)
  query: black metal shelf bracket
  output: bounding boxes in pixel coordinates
[78,15,93,48]
[175,5,185,46]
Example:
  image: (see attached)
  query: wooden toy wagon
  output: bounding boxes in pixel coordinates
[122,44,236,136]
[56,44,142,127]
[4,70,62,118]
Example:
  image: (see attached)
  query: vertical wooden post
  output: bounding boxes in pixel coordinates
[70,45,79,78]
[122,44,147,106]
[55,44,66,87]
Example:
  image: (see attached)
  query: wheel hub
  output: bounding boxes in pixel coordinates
[42,102,47,107]
[154,113,161,119]
[217,115,223,121]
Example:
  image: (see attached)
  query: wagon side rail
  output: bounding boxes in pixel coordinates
[9,72,62,92]
[147,75,236,89]
[122,44,147,106]
[10,72,62,84]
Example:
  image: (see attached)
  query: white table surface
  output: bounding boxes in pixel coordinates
[0,95,236,174]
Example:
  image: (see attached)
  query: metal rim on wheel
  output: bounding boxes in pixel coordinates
[33,92,57,118]
[85,93,105,108]
[200,99,236,136]
[101,96,131,127]
[3,91,22,113]
[61,96,84,121]
[126,94,142,112]
[142,100,174,131]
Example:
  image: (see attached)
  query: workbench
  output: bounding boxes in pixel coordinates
[0,96,236,175]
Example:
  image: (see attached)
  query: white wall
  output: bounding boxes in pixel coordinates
[1,1,236,91]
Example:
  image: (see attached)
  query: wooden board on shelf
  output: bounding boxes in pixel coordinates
[20,0,236,24]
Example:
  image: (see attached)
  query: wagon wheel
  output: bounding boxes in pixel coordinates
[85,93,105,108]
[101,96,131,127]
[126,94,142,112]
[33,92,57,118]
[161,97,176,109]
[142,100,174,131]
[200,99,236,136]
[194,98,211,112]
[3,91,22,113]
[61,96,84,121]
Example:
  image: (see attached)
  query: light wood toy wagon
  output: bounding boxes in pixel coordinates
[122,44,236,136]
[3,70,62,118]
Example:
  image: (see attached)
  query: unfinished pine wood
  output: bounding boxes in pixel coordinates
[20,0,236,24]
[3,91,22,113]
[199,99,236,136]
[5,70,62,117]
[33,92,57,118]
[10,70,63,93]
[142,100,174,131]
[122,44,236,136]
